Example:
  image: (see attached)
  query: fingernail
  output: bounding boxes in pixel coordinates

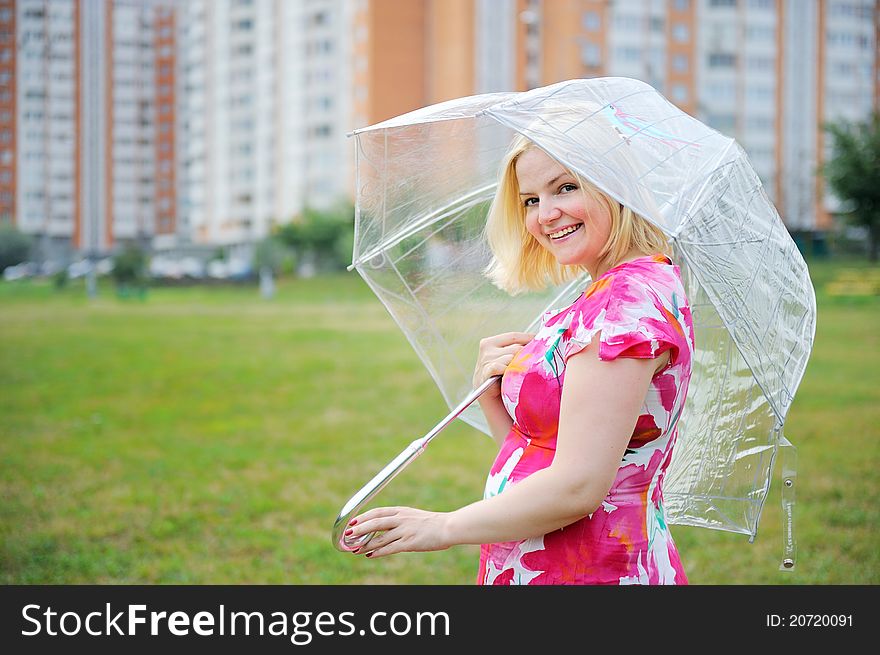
[365,553,372,558]
[353,548,360,553]
[348,519,357,526]
[344,529,353,536]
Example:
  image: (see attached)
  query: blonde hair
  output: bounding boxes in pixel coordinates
[484,133,670,295]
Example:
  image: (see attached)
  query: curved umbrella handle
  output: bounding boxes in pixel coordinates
[332,375,501,552]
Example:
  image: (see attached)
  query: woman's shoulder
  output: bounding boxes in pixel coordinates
[542,255,687,330]
[605,256,687,310]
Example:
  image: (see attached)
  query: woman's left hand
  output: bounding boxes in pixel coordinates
[346,507,452,559]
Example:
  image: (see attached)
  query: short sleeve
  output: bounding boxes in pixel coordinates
[562,273,682,368]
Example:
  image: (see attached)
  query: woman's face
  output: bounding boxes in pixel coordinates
[515,147,612,274]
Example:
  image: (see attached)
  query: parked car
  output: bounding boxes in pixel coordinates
[2,262,36,281]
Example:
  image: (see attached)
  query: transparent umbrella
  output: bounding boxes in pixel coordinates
[332,77,815,571]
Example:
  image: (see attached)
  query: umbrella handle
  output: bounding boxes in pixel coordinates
[332,375,501,552]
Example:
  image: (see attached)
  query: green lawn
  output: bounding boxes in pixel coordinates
[1,257,877,584]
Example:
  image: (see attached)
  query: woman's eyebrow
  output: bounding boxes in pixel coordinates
[519,172,569,195]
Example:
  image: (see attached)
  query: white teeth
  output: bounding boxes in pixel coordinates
[549,225,581,239]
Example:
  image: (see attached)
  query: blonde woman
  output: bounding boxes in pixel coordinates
[347,132,696,585]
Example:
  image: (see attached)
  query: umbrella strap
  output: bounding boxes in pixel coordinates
[778,433,797,572]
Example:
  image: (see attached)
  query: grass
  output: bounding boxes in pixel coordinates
[0,255,877,584]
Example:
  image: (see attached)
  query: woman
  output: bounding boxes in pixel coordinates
[346,131,695,585]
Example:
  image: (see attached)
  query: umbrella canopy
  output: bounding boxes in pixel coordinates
[348,77,815,551]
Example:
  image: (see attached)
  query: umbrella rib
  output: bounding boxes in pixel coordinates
[429,280,495,324]
[727,179,776,302]
[553,87,655,136]
[384,256,473,406]
[665,492,763,504]
[353,184,496,268]
[675,237,764,246]
[391,201,489,274]
[409,246,483,297]
[778,305,813,399]
[671,140,738,238]
[635,128,727,191]
[749,424,783,540]
[681,242,786,424]
[699,331,733,496]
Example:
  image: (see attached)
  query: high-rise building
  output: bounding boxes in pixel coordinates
[1,0,876,260]
[0,0,15,227]
[5,0,172,262]
[353,0,879,235]
[13,0,79,262]
[175,0,354,249]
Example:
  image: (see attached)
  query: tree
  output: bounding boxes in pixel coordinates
[823,111,880,261]
[0,224,33,272]
[276,204,355,274]
[111,243,148,296]
[253,234,293,299]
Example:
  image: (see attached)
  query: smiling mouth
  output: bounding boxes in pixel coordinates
[548,224,582,240]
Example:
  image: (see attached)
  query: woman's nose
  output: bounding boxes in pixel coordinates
[537,199,562,224]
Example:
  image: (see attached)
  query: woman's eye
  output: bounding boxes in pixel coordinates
[559,183,578,193]
[523,197,537,207]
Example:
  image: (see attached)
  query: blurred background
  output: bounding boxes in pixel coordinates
[0,0,878,584]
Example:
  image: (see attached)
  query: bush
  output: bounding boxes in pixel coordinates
[0,224,33,273]
[111,244,148,291]
[276,204,354,273]
[253,235,293,276]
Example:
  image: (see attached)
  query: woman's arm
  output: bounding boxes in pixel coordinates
[477,391,514,448]
[471,331,533,448]
[348,333,659,557]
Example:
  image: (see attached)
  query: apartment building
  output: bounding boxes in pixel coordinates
[4,0,172,262]
[176,0,353,249]
[12,0,78,262]
[355,0,878,234]
[1,0,876,259]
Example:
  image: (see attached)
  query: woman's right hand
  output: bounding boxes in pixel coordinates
[473,332,535,399]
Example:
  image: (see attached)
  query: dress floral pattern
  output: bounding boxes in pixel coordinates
[477,254,695,585]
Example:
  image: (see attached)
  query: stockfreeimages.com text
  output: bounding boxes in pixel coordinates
[22,603,451,645]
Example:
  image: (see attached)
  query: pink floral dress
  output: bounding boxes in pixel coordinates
[478,254,694,585]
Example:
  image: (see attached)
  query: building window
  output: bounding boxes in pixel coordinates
[582,11,600,31]
[672,23,689,43]
[672,54,689,72]
[673,0,690,10]
[708,53,736,68]
[747,115,774,130]
[707,81,736,100]
[747,55,774,70]
[616,46,641,62]
[581,43,601,67]
[310,124,332,138]
[671,84,688,103]
[709,0,737,6]
[707,113,736,132]
[747,25,774,41]
[746,85,773,101]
